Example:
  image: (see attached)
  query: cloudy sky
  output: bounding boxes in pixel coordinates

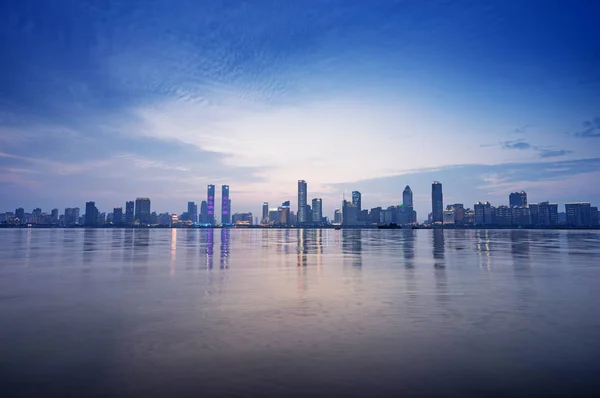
[1,0,599,219]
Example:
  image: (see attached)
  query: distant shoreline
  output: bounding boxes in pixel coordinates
[1,225,599,230]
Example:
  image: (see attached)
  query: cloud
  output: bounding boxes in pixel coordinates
[538,149,572,158]
[502,139,531,150]
[575,117,600,138]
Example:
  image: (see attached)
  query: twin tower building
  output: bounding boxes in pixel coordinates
[195,184,230,226]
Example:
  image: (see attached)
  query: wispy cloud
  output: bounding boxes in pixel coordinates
[502,139,531,150]
[574,117,600,138]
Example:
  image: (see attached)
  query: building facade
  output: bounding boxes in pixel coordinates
[312,198,323,224]
[297,180,307,224]
[207,185,215,225]
[221,185,230,225]
[431,181,444,224]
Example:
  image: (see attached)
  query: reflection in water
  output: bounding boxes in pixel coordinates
[123,229,134,263]
[342,229,362,267]
[432,229,445,268]
[476,229,492,270]
[510,230,531,270]
[220,229,230,269]
[402,230,416,269]
[170,228,177,276]
[206,228,214,270]
[297,229,308,267]
[83,229,96,265]
[110,229,123,263]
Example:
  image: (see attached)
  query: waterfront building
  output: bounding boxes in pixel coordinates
[431,182,444,224]
[297,180,307,224]
[135,198,151,224]
[312,198,323,224]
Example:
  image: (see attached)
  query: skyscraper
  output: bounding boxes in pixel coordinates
[431,181,444,224]
[85,201,98,226]
[342,200,358,225]
[221,185,230,225]
[200,201,208,224]
[298,180,307,224]
[207,185,215,225]
[352,191,362,214]
[312,198,322,224]
[565,202,592,226]
[113,207,123,224]
[403,186,413,206]
[15,207,24,224]
[135,198,151,225]
[187,202,198,223]
[262,202,269,224]
[51,208,59,222]
[509,191,528,207]
[125,201,134,225]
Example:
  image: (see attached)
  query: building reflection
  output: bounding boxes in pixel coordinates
[132,229,150,273]
[432,229,445,268]
[206,228,214,270]
[83,228,97,265]
[220,228,230,269]
[123,228,134,263]
[432,229,448,304]
[510,230,531,271]
[170,228,177,276]
[342,229,362,267]
[297,229,308,267]
[402,229,416,269]
[476,229,492,270]
[110,229,123,263]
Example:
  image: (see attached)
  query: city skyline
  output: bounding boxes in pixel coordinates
[1,2,599,218]
[2,178,598,228]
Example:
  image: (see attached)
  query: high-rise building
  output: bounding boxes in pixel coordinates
[51,208,59,222]
[474,201,493,225]
[15,208,24,224]
[262,202,269,225]
[125,201,134,225]
[509,191,528,207]
[187,202,198,223]
[342,200,358,225]
[592,206,599,226]
[403,186,413,207]
[298,180,307,224]
[85,201,99,226]
[221,185,230,225]
[352,191,362,214]
[200,201,208,224]
[333,209,342,224]
[312,198,322,224]
[565,202,592,226]
[232,212,253,225]
[135,198,151,225]
[529,202,558,226]
[279,202,291,225]
[207,185,215,225]
[431,181,444,224]
[446,204,464,225]
[113,207,123,224]
[370,207,382,225]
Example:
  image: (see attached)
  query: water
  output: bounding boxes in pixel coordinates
[1,228,599,397]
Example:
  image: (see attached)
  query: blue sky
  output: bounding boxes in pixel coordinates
[1,0,599,219]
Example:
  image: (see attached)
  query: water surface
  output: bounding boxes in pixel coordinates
[1,229,599,397]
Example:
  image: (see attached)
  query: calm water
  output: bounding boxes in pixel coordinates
[1,228,599,397]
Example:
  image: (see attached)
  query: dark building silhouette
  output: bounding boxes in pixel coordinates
[200,200,208,223]
[187,201,198,223]
[85,201,99,226]
[125,201,134,224]
[262,202,269,224]
[113,207,123,225]
[15,207,24,224]
[509,191,528,207]
[312,198,323,224]
[431,181,444,224]
[135,198,151,224]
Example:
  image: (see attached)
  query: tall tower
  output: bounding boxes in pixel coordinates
[125,201,134,225]
[431,182,443,224]
[312,198,323,224]
[85,201,99,226]
[352,191,362,214]
[135,198,151,224]
[298,180,307,224]
[262,202,269,224]
[187,201,198,223]
[207,185,215,225]
[200,201,208,224]
[403,186,413,206]
[221,185,230,225]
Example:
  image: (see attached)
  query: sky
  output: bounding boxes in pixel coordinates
[1,0,599,220]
